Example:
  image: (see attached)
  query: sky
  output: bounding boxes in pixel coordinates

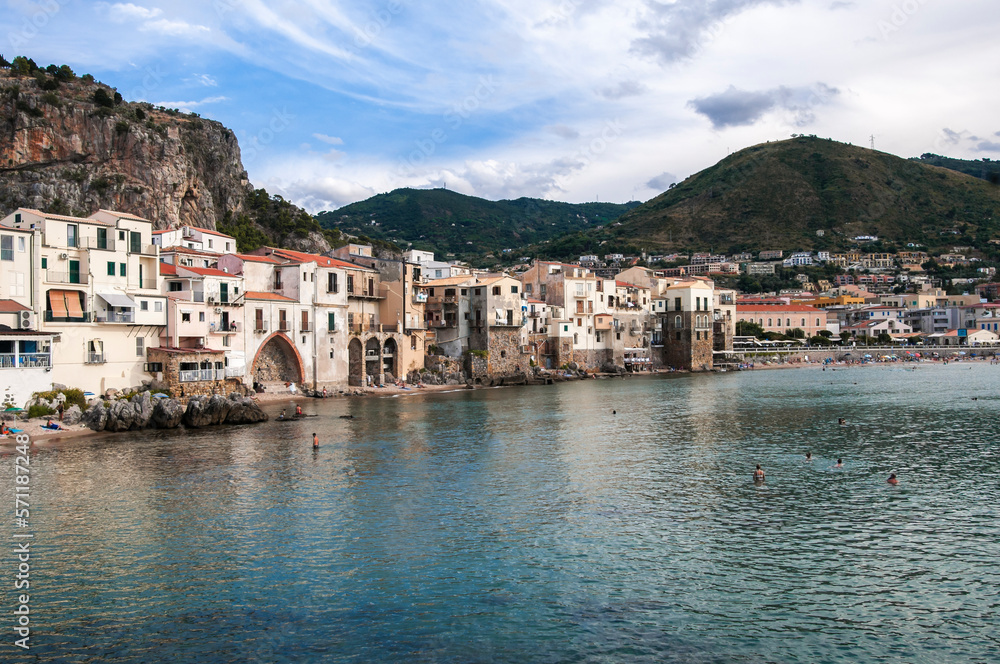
[3,0,1000,213]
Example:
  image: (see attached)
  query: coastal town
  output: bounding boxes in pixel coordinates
[2,206,999,414]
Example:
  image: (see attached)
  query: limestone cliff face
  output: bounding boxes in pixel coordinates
[0,68,253,234]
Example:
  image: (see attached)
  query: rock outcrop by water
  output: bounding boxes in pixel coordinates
[82,392,267,432]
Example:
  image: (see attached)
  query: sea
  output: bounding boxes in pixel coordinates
[2,362,997,663]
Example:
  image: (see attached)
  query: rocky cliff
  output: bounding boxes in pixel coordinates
[0,60,334,253]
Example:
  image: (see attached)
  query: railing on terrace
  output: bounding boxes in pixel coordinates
[179,369,226,383]
[45,271,89,285]
[83,237,116,250]
[300,323,312,332]
[225,367,245,379]
[85,353,105,364]
[95,311,135,324]
[45,311,92,323]
[0,353,51,369]
[254,322,268,333]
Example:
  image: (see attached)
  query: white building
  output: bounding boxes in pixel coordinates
[152,225,236,254]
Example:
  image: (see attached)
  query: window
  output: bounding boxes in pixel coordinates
[9,271,24,296]
[41,257,47,269]
[130,231,141,253]
[107,261,115,276]
[574,333,579,344]
[675,297,682,311]
[223,336,230,347]
[768,318,773,327]
[199,312,205,322]
[140,300,148,311]
[17,236,25,252]
[461,288,467,295]
[816,318,821,326]
[136,337,144,357]
[347,275,354,293]
[540,284,546,297]
[155,301,163,312]
[492,286,501,295]
[675,315,682,328]
[181,312,191,323]
[801,318,806,327]
[511,285,518,294]
[328,312,336,331]
[207,239,213,249]
[118,231,126,241]
[225,242,232,252]
[119,263,126,277]
[411,335,417,350]
[328,272,338,293]
[67,225,78,248]
[303,272,307,282]
[525,283,532,293]
[0,235,12,261]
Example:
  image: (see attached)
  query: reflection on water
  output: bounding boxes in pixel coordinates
[2,364,999,663]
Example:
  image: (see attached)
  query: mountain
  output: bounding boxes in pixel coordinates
[0,56,335,253]
[316,188,640,263]
[534,137,1000,261]
[909,153,1000,184]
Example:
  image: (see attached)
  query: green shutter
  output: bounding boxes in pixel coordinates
[107,261,115,275]
[119,263,126,277]
[328,312,335,330]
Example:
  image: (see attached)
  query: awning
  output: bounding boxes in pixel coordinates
[48,290,68,318]
[65,291,85,319]
[98,293,136,309]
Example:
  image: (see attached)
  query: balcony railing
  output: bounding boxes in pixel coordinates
[95,311,135,324]
[129,279,159,290]
[46,271,89,285]
[179,369,226,383]
[45,311,92,323]
[254,322,268,334]
[0,353,51,369]
[83,237,116,251]
[429,319,456,328]
[278,323,291,332]
[412,293,428,304]
[86,353,105,364]
[210,323,238,334]
[300,323,312,332]
[225,367,245,378]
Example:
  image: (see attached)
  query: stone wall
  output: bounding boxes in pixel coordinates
[253,340,300,382]
[486,328,531,376]
[659,312,714,371]
[146,348,243,399]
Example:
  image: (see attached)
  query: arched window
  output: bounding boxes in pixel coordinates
[675,315,682,329]
[768,318,773,327]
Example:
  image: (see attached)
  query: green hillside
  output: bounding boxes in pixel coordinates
[316,188,639,263]
[910,153,1000,184]
[537,137,1000,260]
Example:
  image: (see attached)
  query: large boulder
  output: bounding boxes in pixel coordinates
[105,399,138,432]
[225,397,268,424]
[62,404,83,426]
[130,392,154,430]
[183,395,232,428]
[82,402,108,431]
[150,398,185,429]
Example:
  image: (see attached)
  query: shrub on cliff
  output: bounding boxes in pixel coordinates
[93,87,114,108]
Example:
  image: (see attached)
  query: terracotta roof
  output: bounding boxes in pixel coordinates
[244,291,298,302]
[180,266,235,278]
[159,245,222,257]
[736,304,823,313]
[0,299,30,312]
[149,346,226,355]
[94,209,150,222]
[616,280,648,289]
[236,254,283,264]
[184,226,234,239]
[17,208,112,225]
[527,298,546,304]
[264,247,373,270]
[422,276,477,288]
[159,262,178,275]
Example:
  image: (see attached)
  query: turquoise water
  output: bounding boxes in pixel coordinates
[2,363,998,663]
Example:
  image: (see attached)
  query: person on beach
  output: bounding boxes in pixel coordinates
[312,433,319,448]
[887,473,898,485]
[753,464,765,482]
[43,419,62,430]
[1,422,10,436]
[57,402,65,421]
[322,387,328,398]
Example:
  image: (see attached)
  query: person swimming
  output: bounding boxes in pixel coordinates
[753,464,765,482]
[805,452,812,462]
[835,458,843,468]
[887,473,898,485]
[838,418,846,426]
[278,409,286,420]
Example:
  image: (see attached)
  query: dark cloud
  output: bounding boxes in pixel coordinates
[688,83,839,129]
[599,80,647,100]
[941,128,964,144]
[631,0,798,64]
[546,124,580,140]
[646,171,678,191]
[976,141,1000,152]
[995,130,1000,137]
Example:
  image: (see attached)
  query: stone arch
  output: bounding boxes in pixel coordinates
[382,337,398,379]
[251,333,304,385]
[348,338,363,386]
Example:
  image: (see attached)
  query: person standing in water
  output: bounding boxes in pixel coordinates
[753,464,765,482]
[312,433,319,448]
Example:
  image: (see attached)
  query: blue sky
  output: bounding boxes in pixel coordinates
[3,0,1000,212]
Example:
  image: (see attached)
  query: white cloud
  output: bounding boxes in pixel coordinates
[105,3,163,22]
[312,133,344,145]
[141,19,210,37]
[151,96,229,112]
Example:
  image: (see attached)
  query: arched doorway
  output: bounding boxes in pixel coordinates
[382,338,398,380]
[365,337,381,385]
[348,338,363,386]
[251,334,304,385]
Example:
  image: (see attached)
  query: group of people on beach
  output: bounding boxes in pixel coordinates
[754,418,898,485]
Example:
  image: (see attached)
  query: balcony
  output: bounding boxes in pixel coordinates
[348,289,384,300]
[572,289,588,298]
[129,279,159,290]
[225,367,245,379]
[210,322,238,334]
[179,369,226,383]
[0,353,51,369]
[45,311,92,323]
[95,311,135,324]
[300,323,313,332]
[278,323,291,333]
[46,271,89,285]
[412,292,428,304]
[429,319,456,328]
[85,353,105,364]
[253,322,269,334]
[83,237,116,251]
